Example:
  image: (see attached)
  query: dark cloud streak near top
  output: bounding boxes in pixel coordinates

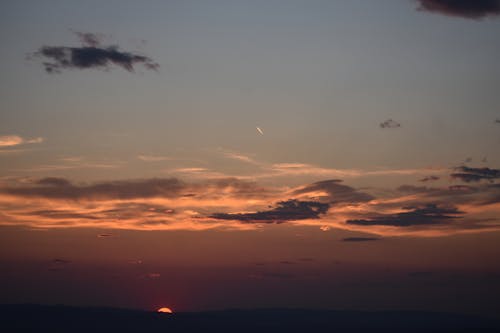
[210,199,329,224]
[347,204,463,227]
[451,166,500,183]
[416,0,500,19]
[32,32,158,74]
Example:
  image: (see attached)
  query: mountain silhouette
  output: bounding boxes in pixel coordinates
[1,304,499,332]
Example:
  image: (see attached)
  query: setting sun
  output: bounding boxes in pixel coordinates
[157,307,173,314]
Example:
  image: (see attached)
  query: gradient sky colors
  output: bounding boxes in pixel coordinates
[1,0,500,318]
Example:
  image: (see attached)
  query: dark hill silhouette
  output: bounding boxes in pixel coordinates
[1,304,499,333]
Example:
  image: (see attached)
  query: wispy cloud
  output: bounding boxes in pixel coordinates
[222,151,259,165]
[0,135,43,147]
[415,0,500,19]
[419,175,440,182]
[1,165,499,235]
[347,204,463,227]
[137,154,171,162]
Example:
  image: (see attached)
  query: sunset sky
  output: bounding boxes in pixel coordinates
[1,0,500,317]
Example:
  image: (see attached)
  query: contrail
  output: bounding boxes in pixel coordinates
[256,127,264,135]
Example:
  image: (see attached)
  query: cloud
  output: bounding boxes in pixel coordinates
[380,119,401,129]
[292,179,374,204]
[210,199,329,224]
[32,31,158,73]
[495,119,500,124]
[97,233,114,238]
[73,31,103,47]
[419,176,440,182]
[36,177,72,187]
[1,174,499,235]
[415,0,500,19]
[451,166,500,183]
[137,155,171,162]
[347,204,463,227]
[1,177,186,200]
[342,237,380,242]
[0,135,43,147]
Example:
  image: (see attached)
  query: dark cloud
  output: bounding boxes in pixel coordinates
[73,31,103,47]
[97,233,114,238]
[397,182,500,207]
[32,32,158,73]
[495,119,500,124]
[1,177,269,202]
[347,204,463,227]
[342,237,380,242]
[36,177,72,187]
[416,0,500,19]
[2,178,185,200]
[419,175,440,182]
[380,119,401,129]
[451,166,500,183]
[292,180,374,204]
[210,199,329,224]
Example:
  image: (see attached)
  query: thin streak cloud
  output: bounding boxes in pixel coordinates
[0,135,43,147]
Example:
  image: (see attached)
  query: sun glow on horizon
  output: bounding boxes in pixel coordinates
[157,307,173,314]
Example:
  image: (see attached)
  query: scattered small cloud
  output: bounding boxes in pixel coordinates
[415,0,500,19]
[0,135,43,147]
[380,119,401,129]
[48,258,72,272]
[31,31,159,74]
[97,233,114,238]
[451,166,500,183]
[419,175,440,182]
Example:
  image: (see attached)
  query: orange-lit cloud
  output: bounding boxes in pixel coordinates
[0,135,44,147]
[0,171,499,237]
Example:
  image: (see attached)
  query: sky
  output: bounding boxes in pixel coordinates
[1,0,500,317]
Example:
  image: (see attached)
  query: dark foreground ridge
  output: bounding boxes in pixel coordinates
[1,304,499,333]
